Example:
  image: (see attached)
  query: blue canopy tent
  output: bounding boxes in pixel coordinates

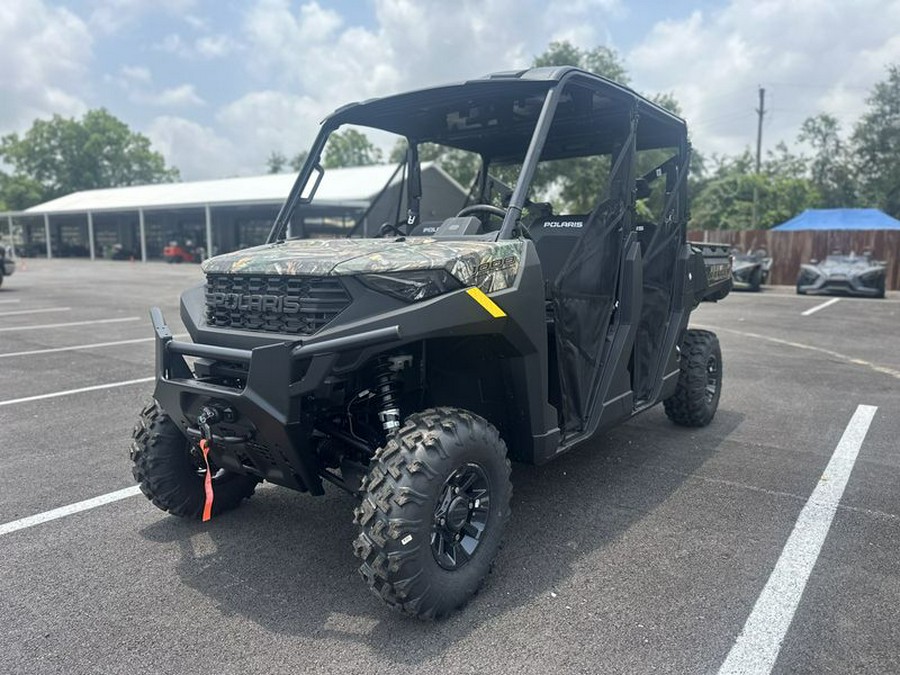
[772,208,900,231]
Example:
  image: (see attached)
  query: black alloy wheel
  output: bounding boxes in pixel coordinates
[354,407,512,619]
[431,463,491,571]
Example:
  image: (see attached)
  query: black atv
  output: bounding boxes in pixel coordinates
[130,67,732,619]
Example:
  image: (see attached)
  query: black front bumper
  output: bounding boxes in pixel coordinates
[150,307,401,494]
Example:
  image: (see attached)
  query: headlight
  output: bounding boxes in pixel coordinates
[358,269,462,302]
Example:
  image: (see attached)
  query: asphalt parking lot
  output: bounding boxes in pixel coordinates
[1,259,898,675]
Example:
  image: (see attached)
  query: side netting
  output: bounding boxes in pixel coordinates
[633,151,690,402]
[551,112,637,437]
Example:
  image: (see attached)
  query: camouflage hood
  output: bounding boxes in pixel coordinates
[202,238,525,292]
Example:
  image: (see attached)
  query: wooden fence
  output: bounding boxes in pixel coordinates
[687,229,900,290]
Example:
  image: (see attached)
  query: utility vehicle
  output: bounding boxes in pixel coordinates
[131,67,732,619]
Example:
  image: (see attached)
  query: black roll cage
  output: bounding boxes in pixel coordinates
[266,67,687,245]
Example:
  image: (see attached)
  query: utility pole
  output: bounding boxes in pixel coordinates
[752,86,766,229]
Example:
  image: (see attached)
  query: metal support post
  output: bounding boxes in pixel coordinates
[139,208,147,262]
[205,204,213,260]
[87,211,95,260]
[44,213,51,259]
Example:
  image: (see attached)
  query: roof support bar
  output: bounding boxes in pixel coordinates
[87,212,95,261]
[138,208,147,262]
[204,204,213,261]
[44,213,51,259]
[6,214,12,245]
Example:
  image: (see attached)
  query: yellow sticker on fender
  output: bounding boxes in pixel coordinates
[466,287,507,318]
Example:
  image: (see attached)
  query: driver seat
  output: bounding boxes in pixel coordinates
[528,215,589,296]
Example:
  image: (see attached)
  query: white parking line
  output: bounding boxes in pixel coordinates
[693,325,900,380]
[0,486,143,536]
[801,297,841,316]
[718,404,878,675]
[0,316,139,332]
[0,377,154,407]
[0,333,188,359]
[0,306,70,317]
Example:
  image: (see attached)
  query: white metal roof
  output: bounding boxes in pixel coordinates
[22,164,411,215]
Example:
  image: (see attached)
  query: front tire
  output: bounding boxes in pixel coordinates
[353,407,512,619]
[664,330,722,427]
[130,401,259,518]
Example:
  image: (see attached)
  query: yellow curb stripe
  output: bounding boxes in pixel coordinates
[466,287,507,318]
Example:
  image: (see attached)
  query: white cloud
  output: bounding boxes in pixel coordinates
[89,0,198,33]
[627,0,900,157]
[241,0,623,103]
[195,34,235,58]
[0,0,92,131]
[148,116,237,180]
[152,84,206,107]
[120,65,152,84]
[216,91,328,171]
[154,31,237,59]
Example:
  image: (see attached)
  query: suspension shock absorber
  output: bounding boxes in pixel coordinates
[374,355,411,434]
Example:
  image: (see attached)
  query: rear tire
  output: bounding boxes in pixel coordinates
[664,329,722,427]
[130,401,259,519]
[353,407,512,619]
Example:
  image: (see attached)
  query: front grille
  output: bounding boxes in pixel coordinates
[205,274,351,335]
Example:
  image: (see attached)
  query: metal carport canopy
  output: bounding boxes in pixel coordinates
[20,164,407,215]
[5,164,410,261]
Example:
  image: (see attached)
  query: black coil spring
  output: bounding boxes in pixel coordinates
[374,358,400,410]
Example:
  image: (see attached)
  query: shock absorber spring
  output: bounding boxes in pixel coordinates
[374,355,411,433]
[374,357,401,433]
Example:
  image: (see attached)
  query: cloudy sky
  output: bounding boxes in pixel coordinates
[3,0,899,180]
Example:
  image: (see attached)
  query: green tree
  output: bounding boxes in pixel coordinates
[289,150,309,171]
[0,108,178,209]
[529,41,642,212]
[690,150,820,230]
[322,129,382,168]
[266,150,287,174]
[533,41,629,84]
[851,64,900,217]
[389,139,481,189]
[798,114,858,207]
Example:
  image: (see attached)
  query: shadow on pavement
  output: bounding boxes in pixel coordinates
[139,407,743,665]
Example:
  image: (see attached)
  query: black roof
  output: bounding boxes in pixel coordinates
[326,67,687,161]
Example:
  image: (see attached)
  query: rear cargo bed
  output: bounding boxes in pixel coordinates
[689,242,732,303]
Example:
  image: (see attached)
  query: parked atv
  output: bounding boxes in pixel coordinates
[130,67,732,619]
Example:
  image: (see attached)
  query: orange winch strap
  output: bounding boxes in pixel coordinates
[199,438,214,522]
